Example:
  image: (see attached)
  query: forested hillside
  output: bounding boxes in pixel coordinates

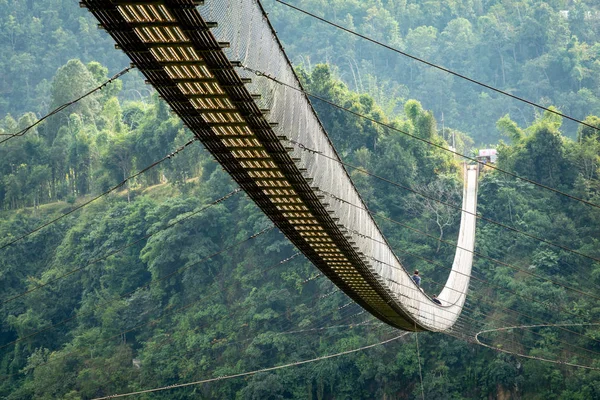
[266,0,600,143]
[1,0,600,399]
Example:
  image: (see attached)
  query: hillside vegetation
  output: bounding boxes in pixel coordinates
[0,0,599,399]
[267,0,600,142]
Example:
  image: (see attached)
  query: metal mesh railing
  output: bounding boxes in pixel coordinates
[197,0,478,331]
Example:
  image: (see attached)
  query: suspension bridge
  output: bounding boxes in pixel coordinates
[80,0,478,332]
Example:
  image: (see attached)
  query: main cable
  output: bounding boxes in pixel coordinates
[390,275,600,364]
[290,139,600,303]
[14,247,593,383]
[273,0,600,133]
[445,303,600,369]
[96,299,600,400]
[439,324,600,371]
[326,200,600,341]
[0,137,198,251]
[91,332,408,399]
[368,264,600,358]
[242,65,600,210]
[474,323,600,371]
[0,66,133,144]
[111,249,599,383]
[323,262,600,358]
[390,277,599,364]
[384,265,600,357]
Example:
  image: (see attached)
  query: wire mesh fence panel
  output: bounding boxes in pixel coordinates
[198,0,479,331]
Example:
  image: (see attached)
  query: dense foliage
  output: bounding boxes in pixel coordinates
[267,0,600,143]
[1,0,599,399]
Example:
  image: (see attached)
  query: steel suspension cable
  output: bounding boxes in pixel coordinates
[330,267,594,356]
[442,305,600,369]
[91,332,408,399]
[302,249,599,353]
[0,66,134,144]
[455,303,600,367]
[297,193,600,348]
[389,281,600,365]
[52,258,592,396]
[273,0,600,134]
[404,272,600,358]
[333,199,591,324]
[112,309,599,400]
[242,65,600,210]
[366,268,600,359]
[369,263,600,360]
[474,323,600,371]
[313,198,600,352]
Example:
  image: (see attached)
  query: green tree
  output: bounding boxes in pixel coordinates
[45,59,100,143]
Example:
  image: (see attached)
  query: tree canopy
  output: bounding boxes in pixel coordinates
[1,0,600,399]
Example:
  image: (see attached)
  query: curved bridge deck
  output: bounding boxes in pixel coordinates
[82,0,478,331]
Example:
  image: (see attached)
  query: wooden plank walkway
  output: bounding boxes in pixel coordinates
[81,0,478,331]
